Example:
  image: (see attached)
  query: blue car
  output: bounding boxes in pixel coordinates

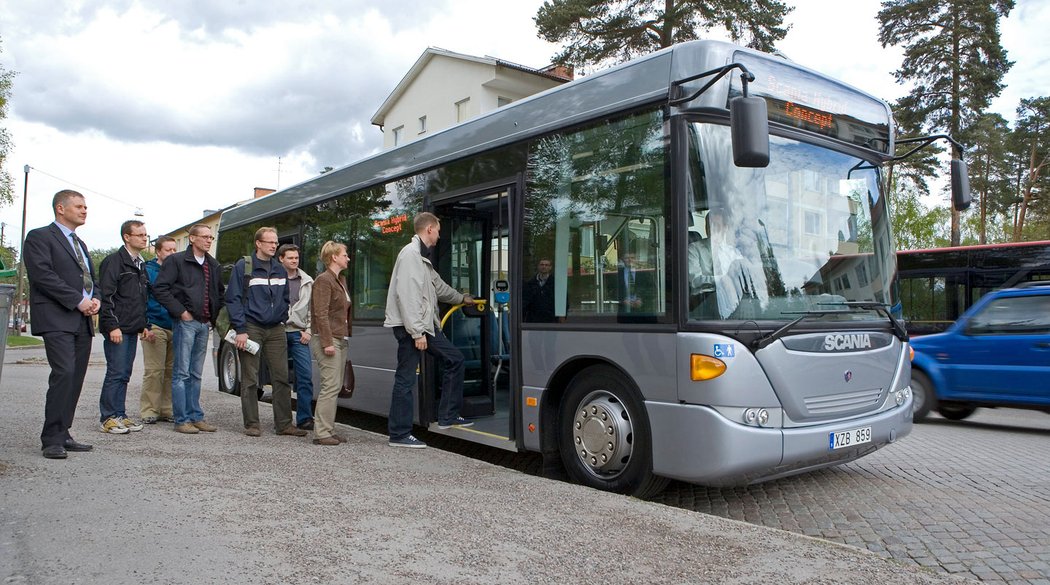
[910,282,1050,422]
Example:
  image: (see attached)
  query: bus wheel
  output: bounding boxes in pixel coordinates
[219,342,242,396]
[938,403,977,421]
[910,370,935,422]
[559,366,667,498]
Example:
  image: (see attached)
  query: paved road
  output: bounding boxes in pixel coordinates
[0,340,960,585]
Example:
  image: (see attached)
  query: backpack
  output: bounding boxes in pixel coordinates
[215,255,252,339]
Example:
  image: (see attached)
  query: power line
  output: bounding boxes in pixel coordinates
[27,166,144,214]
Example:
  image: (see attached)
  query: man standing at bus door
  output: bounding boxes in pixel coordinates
[384,212,475,448]
[23,189,100,459]
[153,224,224,435]
[140,235,178,424]
[226,227,306,438]
[278,243,315,430]
[522,258,557,323]
[97,220,150,434]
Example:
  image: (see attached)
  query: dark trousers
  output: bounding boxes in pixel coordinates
[40,317,93,447]
[388,326,465,440]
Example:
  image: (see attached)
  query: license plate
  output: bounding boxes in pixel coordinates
[829,426,871,450]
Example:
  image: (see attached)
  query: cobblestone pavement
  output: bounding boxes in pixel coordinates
[649,409,1050,584]
[384,407,1050,585]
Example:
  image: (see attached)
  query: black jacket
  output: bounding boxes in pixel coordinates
[98,246,148,334]
[153,249,224,325]
[23,223,100,335]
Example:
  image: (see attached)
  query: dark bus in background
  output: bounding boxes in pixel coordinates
[898,241,1050,336]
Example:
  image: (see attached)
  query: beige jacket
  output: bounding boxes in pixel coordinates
[384,235,464,339]
[285,269,314,333]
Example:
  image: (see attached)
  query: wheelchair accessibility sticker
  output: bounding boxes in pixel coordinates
[713,344,735,358]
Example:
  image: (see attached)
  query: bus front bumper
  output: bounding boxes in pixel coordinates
[646,398,913,486]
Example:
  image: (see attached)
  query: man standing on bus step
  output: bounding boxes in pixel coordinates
[226,227,306,438]
[278,243,316,430]
[139,235,178,424]
[23,189,101,459]
[97,219,151,434]
[384,212,475,448]
[152,224,224,434]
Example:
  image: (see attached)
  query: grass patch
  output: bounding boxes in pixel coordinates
[6,335,43,347]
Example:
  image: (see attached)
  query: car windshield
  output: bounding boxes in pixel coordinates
[686,123,897,323]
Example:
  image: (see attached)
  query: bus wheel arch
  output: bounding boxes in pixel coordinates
[555,363,668,498]
[910,368,936,422]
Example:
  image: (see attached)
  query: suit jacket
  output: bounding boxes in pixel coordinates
[23,223,100,335]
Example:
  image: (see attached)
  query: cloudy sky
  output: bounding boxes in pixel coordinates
[1,0,1047,249]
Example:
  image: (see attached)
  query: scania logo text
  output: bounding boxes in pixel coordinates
[823,333,872,351]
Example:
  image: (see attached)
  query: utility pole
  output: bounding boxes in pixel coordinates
[13,165,29,336]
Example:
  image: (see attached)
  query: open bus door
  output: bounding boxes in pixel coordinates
[422,188,518,450]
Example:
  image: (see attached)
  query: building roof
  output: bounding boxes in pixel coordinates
[370,47,571,128]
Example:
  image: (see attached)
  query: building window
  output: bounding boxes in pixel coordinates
[418,116,427,134]
[392,125,404,146]
[455,98,470,123]
[497,96,512,108]
[804,210,821,236]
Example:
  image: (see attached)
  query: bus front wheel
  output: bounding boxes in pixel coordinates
[219,342,242,396]
[558,366,667,498]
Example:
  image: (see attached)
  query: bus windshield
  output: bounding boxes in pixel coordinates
[686,123,896,323]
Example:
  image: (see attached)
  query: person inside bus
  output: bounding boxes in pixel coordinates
[618,240,653,313]
[522,257,557,323]
[687,211,715,297]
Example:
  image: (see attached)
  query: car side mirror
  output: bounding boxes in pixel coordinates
[730,97,770,168]
[951,159,972,211]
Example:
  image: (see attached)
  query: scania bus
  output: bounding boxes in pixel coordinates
[213,40,969,497]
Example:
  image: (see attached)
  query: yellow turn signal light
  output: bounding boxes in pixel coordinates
[909,346,915,362]
[691,354,727,381]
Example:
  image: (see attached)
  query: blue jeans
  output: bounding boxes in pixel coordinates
[287,331,314,425]
[100,335,139,422]
[388,326,465,440]
[171,319,209,424]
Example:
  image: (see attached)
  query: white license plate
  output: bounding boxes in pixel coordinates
[829,426,871,450]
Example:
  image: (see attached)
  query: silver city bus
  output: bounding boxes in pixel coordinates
[214,40,970,497]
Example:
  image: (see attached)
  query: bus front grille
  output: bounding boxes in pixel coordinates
[804,388,883,416]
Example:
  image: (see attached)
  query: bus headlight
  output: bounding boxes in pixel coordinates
[743,408,770,427]
[894,387,911,406]
[690,354,727,381]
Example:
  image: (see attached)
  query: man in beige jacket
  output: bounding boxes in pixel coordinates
[384,212,474,448]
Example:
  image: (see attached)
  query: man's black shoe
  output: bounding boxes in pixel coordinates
[298,419,315,430]
[42,445,67,459]
[63,439,94,452]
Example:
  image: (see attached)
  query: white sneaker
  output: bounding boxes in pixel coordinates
[120,417,144,432]
[100,417,130,434]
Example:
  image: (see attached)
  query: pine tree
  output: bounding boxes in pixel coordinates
[534,0,792,70]
[878,0,1014,246]
[966,113,1012,243]
[1011,97,1050,240]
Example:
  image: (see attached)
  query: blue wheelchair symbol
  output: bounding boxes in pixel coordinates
[713,344,735,358]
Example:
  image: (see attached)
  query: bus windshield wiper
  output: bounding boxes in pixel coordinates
[826,301,908,342]
[752,310,845,351]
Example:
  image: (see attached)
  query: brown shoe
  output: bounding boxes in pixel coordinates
[312,436,340,446]
[174,423,199,434]
[192,420,217,432]
[278,425,308,437]
[244,425,261,437]
[332,434,348,444]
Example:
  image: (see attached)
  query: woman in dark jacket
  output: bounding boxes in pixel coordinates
[309,241,351,445]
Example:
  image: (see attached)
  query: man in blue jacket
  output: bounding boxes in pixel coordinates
[97,220,150,434]
[140,235,177,424]
[225,227,306,438]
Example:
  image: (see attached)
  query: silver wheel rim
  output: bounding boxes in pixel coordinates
[222,346,238,391]
[571,390,634,479]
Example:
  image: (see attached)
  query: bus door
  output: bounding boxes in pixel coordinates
[423,189,517,449]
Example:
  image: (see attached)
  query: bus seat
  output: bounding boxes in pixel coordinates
[448,310,482,370]
[489,310,511,364]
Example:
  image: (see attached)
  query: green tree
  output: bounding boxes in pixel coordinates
[0,37,16,208]
[534,0,792,70]
[966,112,1013,243]
[878,0,1014,246]
[1010,97,1050,240]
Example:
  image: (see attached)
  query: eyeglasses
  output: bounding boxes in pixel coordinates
[192,234,215,240]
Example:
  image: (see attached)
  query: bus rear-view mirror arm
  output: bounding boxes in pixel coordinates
[893,135,972,211]
[670,63,770,168]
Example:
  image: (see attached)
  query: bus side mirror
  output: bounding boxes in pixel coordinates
[730,96,770,168]
[951,159,972,211]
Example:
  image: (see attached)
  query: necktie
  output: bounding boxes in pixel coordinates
[71,233,93,295]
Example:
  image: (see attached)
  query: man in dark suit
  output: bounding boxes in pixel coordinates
[23,189,101,459]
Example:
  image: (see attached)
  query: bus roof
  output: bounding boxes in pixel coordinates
[220,40,891,232]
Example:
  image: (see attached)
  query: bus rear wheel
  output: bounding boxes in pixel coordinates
[558,366,667,498]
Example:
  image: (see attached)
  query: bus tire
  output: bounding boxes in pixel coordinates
[558,366,668,498]
[218,341,242,396]
[910,369,935,422]
[938,403,977,421]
